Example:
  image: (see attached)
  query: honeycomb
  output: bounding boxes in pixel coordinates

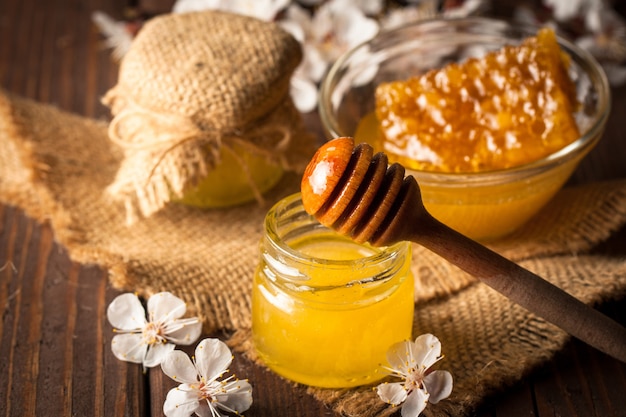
[375,28,580,173]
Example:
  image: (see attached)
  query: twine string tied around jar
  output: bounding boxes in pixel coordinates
[105,93,294,224]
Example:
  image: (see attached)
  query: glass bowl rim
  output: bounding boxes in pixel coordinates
[318,16,611,186]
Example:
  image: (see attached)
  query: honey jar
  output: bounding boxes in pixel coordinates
[251,193,414,388]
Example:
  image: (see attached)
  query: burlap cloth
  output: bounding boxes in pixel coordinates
[102,11,312,222]
[1,90,626,416]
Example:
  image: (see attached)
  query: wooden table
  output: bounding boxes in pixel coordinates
[1,0,625,416]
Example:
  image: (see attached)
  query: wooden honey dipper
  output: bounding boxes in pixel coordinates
[301,137,626,363]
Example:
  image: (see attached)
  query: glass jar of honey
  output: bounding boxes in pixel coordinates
[252,193,414,388]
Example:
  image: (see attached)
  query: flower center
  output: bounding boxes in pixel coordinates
[196,379,224,404]
[142,321,166,345]
[405,367,425,391]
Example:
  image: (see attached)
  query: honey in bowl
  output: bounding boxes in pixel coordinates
[354,28,586,240]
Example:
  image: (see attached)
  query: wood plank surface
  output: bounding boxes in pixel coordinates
[0,205,148,417]
[1,0,626,416]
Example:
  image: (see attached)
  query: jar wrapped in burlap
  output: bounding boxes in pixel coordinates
[103,10,315,223]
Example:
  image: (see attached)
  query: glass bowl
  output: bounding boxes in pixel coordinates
[318,17,610,241]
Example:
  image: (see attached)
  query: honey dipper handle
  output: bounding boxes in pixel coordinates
[413,213,626,363]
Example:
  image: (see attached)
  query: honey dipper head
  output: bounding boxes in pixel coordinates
[301,137,355,216]
[301,137,426,246]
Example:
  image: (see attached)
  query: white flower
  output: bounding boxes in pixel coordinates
[376,334,453,417]
[543,0,605,31]
[311,0,380,72]
[107,292,202,368]
[292,0,384,16]
[381,0,487,31]
[380,0,439,31]
[280,0,380,112]
[161,338,253,417]
[91,11,135,60]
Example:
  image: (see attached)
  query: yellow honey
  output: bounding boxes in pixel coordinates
[252,194,414,388]
[173,142,283,208]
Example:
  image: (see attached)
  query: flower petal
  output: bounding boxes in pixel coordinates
[300,47,328,84]
[401,388,429,417]
[424,370,453,404]
[284,3,313,35]
[411,334,442,370]
[111,333,147,364]
[164,318,203,346]
[107,293,147,330]
[376,382,408,405]
[217,379,253,413]
[290,75,319,113]
[161,350,201,384]
[195,338,233,381]
[144,342,176,368]
[280,19,305,43]
[163,385,201,417]
[544,0,583,22]
[337,8,378,52]
[147,292,187,322]
[386,340,413,375]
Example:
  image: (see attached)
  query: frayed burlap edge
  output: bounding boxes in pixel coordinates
[0,91,108,252]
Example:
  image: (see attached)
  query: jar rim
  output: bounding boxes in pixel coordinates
[263,193,409,268]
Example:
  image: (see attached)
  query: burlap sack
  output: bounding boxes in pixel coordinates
[1,91,625,416]
[103,11,314,223]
